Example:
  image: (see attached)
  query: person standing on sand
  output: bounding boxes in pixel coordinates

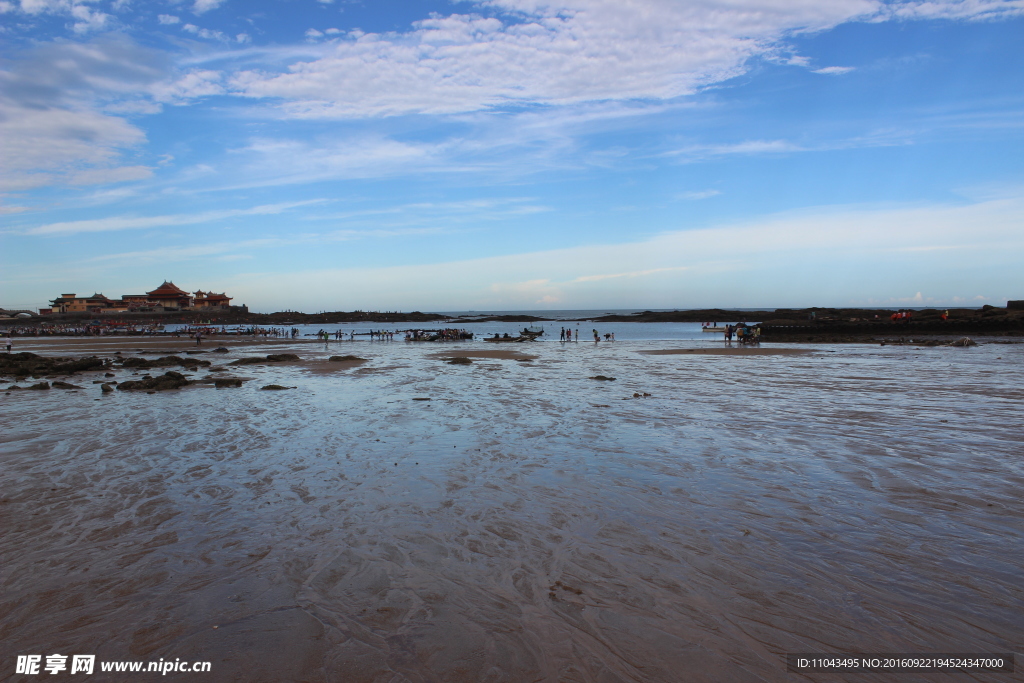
[593,329,599,342]
[5,335,11,354]
[195,330,202,346]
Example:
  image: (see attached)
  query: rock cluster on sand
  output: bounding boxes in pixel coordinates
[0,352,106,378]
[117,372,192,391]
[119,355,210,370]
[260,384,292,390]
[328,355,366,362]
[214,378,244,388]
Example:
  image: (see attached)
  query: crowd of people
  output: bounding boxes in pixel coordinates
[0,322,165,336]
[406,328,473,341]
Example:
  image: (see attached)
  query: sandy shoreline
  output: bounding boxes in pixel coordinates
[2,338,1020,681]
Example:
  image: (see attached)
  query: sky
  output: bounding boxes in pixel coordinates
[1,0,1023,313]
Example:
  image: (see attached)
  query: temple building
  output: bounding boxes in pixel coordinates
[43,281,235,314]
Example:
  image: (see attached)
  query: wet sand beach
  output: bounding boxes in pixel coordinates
[1,338,1021,682]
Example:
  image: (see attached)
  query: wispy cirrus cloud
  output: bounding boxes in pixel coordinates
[22,200,325,235]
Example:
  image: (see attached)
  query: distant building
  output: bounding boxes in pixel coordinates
[42,281,234,314]
[193,290,233,309]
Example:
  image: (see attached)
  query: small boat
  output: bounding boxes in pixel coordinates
[702,325,727,333]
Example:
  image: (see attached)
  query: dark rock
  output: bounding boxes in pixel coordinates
[27,382,50,390]
[446,357,472,365]
[51,381,82,389]
[589,375,616,381]
[228,357,266,365]
[260,384,291,390]
[266,354,300,361]
[215,378,244,388]
[120,355,210,370]
[104,372,115,377]
[413,397,431,401]
[7,385,22,390]
[101,383,114,393]
[212,347,229,353]
[0,353,106,378]
[117,371,191,391]
[328,355,366,362]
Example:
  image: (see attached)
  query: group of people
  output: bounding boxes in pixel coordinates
[724,323,760,344]
[556,327,615,342]
[406,328,473,341]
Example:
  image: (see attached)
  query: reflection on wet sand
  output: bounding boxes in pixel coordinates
[1,339,1021,682]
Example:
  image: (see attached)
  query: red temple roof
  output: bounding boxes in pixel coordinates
[146,281,189,297]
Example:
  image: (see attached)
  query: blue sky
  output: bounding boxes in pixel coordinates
[1,0,1023,312]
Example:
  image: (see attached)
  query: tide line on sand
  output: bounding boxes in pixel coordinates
[639,347,812,356]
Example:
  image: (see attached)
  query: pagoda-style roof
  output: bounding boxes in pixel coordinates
[204,292,231,300]
[146,281,189,297]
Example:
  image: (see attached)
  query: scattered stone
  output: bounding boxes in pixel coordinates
[214,378,244,388]
[101,383,114,393]
[212,347,229,353]
[7,385,22,390]
[413,397,431,401]
[266,354,300,361]
[27,382,50,390]
[117,372,191,392]
[329,355,366,362]
[104,372,115,377]
[260,384,292,390]
[446,357,472,365]
[589,375,616,381]
[51,381,82,389]
[185,350,207,354]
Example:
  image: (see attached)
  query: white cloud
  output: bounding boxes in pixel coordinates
[215,136,445,189]
[881,0,1024,20]
[192,0,223,15]
[23,200,325,235]
[236,32,250,43]
[813,66,856,75]
[0,1,16,12]
[182,22,227,40]
[0,37,168,191]
[71,4,111,33]
[228,0,882,117]
[158,13,180,24]
[304,28,324,39]
[149,69,224,102]
[222,0,1024,119]
[69,165,153,185]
